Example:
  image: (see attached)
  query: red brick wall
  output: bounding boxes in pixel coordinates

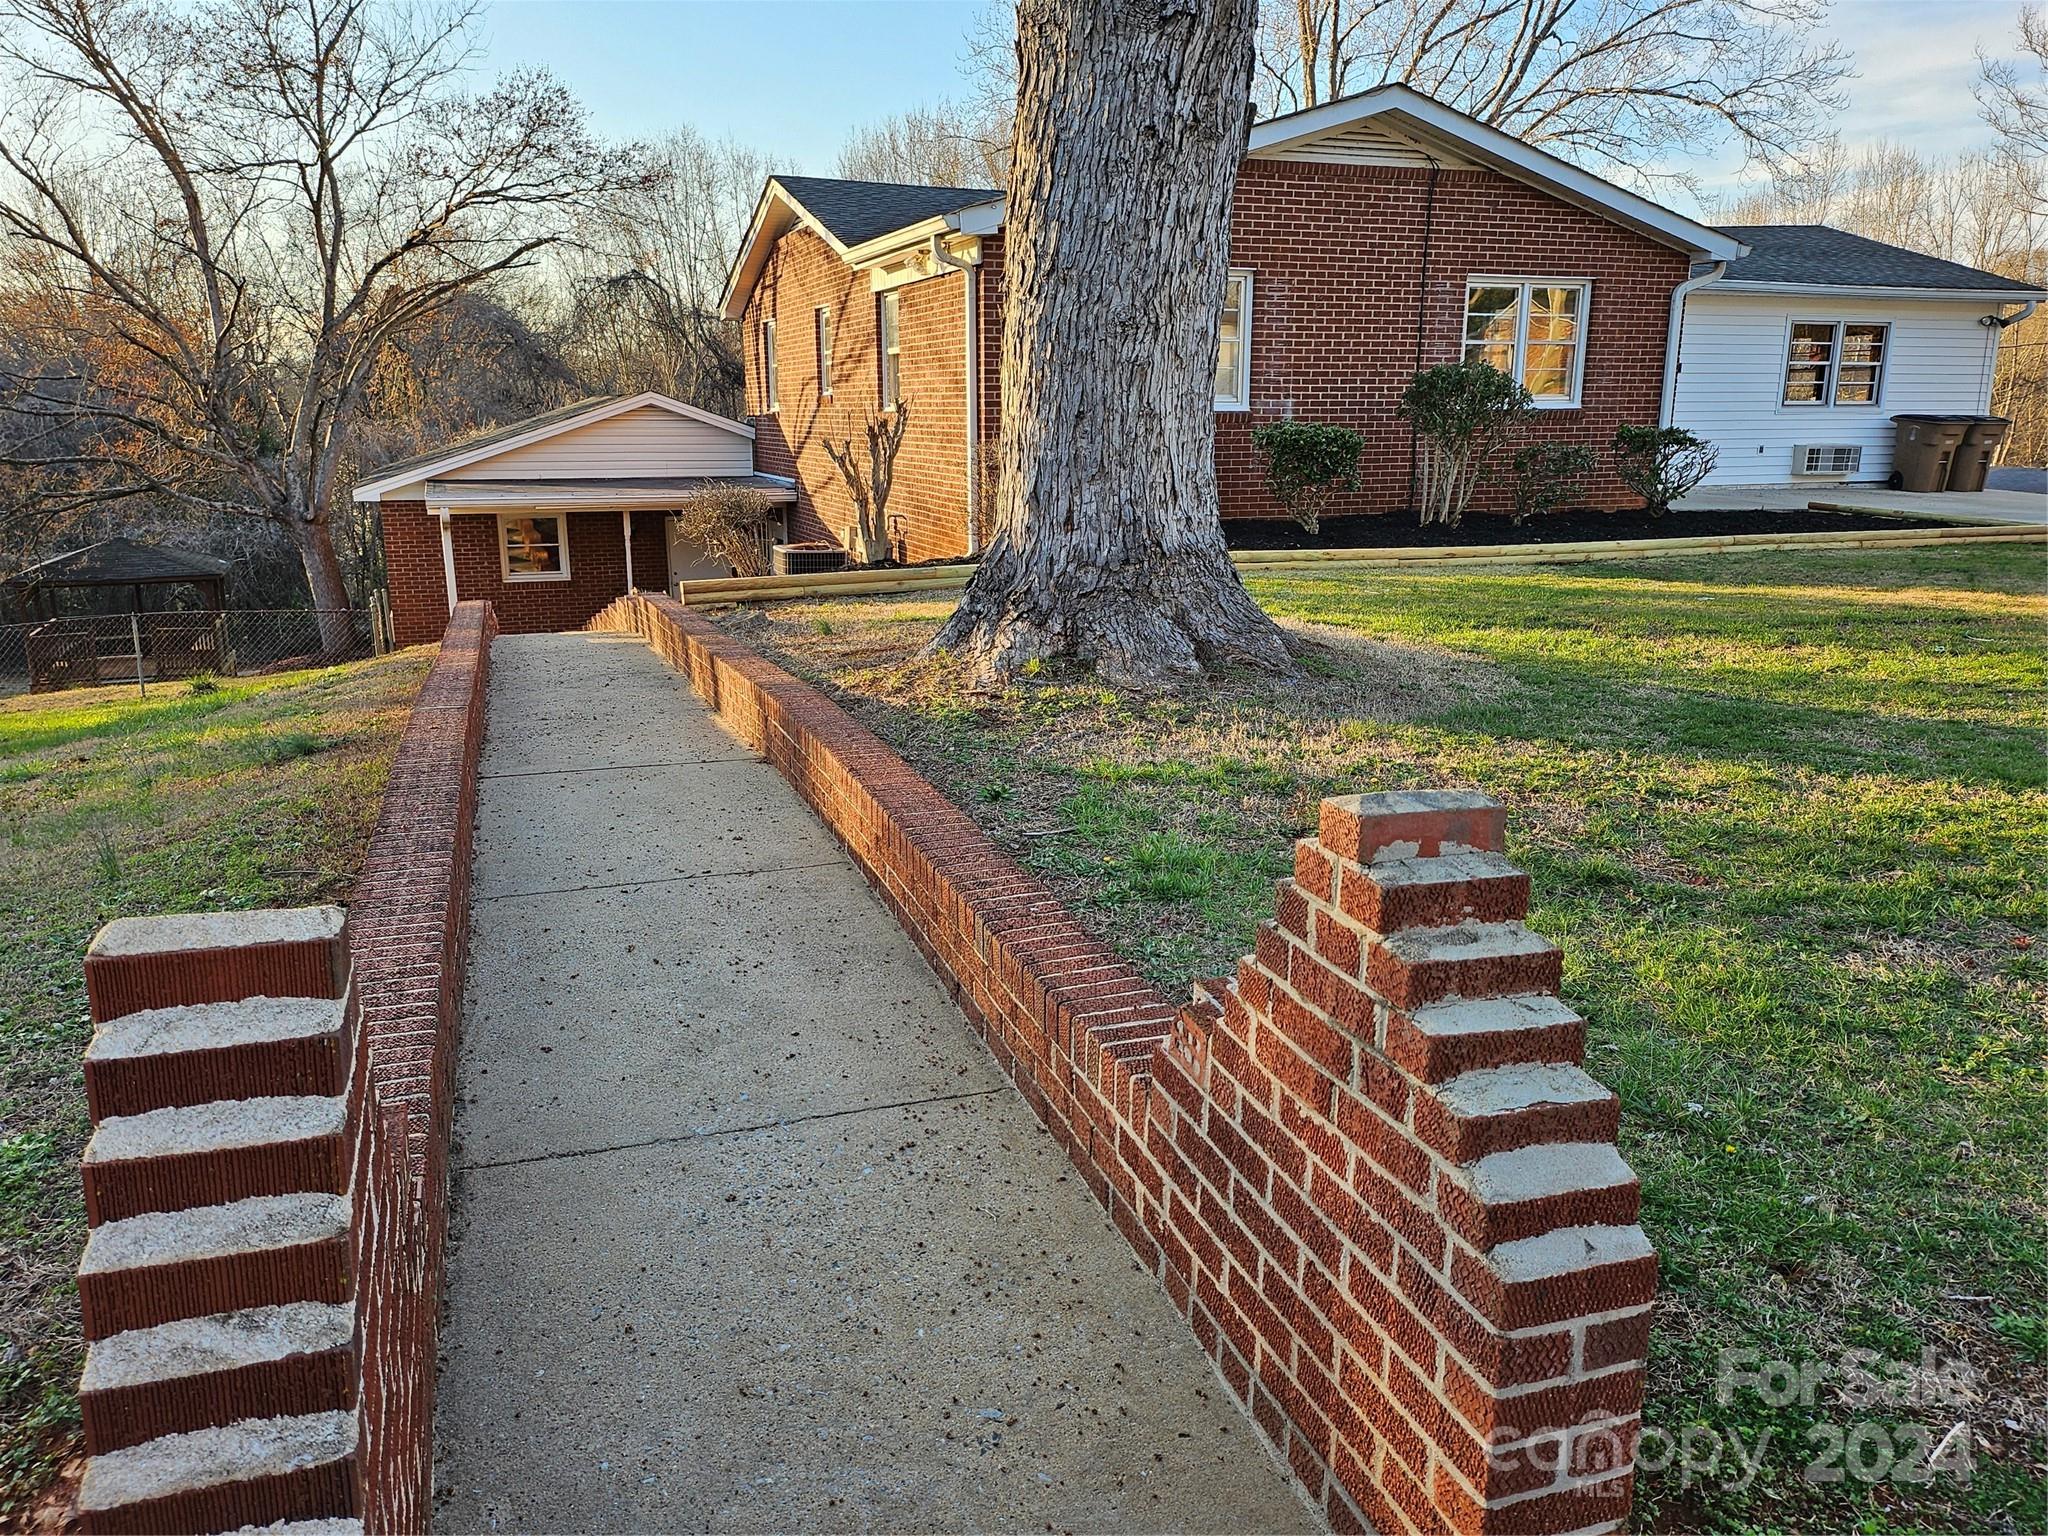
[72,604,495,1534]
[1213,161,1686,518]
[594,595,1653,1536]
[743,228,976,563]
[745,165,1688,556]
[384,502,666,645]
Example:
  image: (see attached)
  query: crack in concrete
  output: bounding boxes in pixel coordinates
[452,1087,1010,1174]
[479,755,762,781]
[474,858,846,903]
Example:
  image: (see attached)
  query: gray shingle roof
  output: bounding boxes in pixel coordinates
[1716,225,2043,294]
[5,537,230,589]
[774,175,1000,249]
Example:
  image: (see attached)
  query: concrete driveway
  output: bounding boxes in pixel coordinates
[432,631,1316,1534]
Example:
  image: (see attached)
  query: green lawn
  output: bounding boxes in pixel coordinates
[0,654,427,1518]
[714,544,2046,1534]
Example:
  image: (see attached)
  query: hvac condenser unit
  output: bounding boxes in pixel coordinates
[1792,444,1863,479]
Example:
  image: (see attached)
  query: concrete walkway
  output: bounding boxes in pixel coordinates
[433,632,1315,1534]
[1673,480,2045,525]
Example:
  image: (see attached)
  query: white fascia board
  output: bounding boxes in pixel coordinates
[1248,84,1747,262]
[720,178,856,321]
[351,392,755,502]
[1706,279,2048,304]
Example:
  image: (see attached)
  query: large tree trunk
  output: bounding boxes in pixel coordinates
[287,514,359,656]
[929,0,1291,688]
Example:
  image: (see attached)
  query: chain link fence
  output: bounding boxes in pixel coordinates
[0,607,385,698]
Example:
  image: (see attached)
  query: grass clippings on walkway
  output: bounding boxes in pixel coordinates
[711,543,2045,1534]
[0,653,428,1520]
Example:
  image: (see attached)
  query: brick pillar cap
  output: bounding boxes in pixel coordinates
[89,907,346,960]
[1325,789,1500,818]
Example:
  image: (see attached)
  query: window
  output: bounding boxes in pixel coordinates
[1215,270,1252,410]
[761,318,778,411]
[1784,320,1887,405]
[878,291,902,407]
[815,306,833,398]
[1463,280,1588,405]
[498,514,569,581]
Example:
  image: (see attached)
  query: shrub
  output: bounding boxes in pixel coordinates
[1250,419,1366,534]
[1400,361,1531,527]
[675,484,777,577]
[1611,424,1718,517]
[1506,441,1595,526]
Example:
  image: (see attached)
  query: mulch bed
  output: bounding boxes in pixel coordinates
[1221,504,1954,550]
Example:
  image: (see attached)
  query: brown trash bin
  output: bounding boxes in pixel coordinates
[1946,417,2012,492]
[1890,415,1971,492]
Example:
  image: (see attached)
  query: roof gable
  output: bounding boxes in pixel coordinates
[1713,224,2046,296]
[720,175,1002,320]
[352,392,755,501]
[773,176,999,250]
[1246,85,1745,261]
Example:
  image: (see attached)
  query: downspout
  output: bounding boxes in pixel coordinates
[1406,156,1441,513]
[1980,300,2036,430]
[931,233,982,555]
[1659,261,1727,428]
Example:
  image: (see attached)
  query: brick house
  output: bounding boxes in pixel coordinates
[353,393,796,644]
[721,84,1746,562]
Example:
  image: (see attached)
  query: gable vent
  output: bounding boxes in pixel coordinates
[1793,444,1862,478]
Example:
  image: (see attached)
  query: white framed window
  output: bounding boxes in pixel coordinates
[878,290,902,407]
[1215,269,1253,410]
[761,318,778,412]
[815,306,833,398]
[1463,279,1589,406]
[1783,320,1888,406]
[497,514,570,582]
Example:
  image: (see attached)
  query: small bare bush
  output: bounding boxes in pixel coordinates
[676,485,776,577]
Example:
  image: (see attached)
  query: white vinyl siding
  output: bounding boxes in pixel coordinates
[1254,120,1476,169]
[1672,293,2002,485]
[438,404,757,480]
[1215,270,1252,410]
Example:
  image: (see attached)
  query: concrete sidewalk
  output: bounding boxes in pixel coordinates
[433,631,1315,1534]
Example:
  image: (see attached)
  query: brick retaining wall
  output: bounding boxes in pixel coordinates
[592,592,1654,1535]
[68,601,495,1533]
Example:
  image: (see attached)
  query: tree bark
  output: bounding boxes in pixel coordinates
[287,514,358,655]
[929,0,1292,688]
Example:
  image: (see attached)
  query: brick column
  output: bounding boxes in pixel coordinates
[1151,791,1652,1536]
[72,908,377,1535]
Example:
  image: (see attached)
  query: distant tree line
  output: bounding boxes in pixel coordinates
[1,0,2040,622]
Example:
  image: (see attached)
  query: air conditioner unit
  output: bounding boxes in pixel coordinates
[1792,444,1862,479]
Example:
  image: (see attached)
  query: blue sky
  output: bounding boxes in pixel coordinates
[477,0,2025,210]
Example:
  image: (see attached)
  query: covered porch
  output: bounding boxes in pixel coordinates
[423,475,798,617]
